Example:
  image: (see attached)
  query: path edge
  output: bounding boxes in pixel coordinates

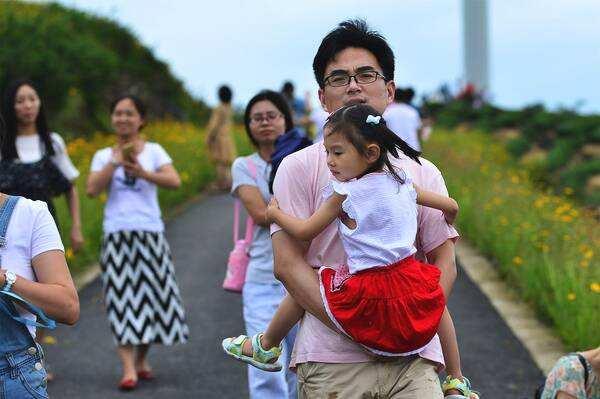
[456,239,565,374]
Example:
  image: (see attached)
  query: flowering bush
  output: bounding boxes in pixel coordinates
[425,129,599,348]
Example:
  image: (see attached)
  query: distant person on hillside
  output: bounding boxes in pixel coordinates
[383,87,423,151]
[538,347,599,399]
[206,85,236,191]
[0,78,84,381]
[281,81,309,136]
[87,95,189,391]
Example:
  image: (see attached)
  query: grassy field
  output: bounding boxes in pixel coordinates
[424,128,599,349]
[54,121,252,274]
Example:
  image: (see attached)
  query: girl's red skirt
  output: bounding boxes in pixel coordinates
[318,256,446,356]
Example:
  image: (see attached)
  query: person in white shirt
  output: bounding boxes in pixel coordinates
[383,87,422,152]
[0,79,84,251]
[87,95,189,391]
[0,79,84,382]
[0,112,79,398]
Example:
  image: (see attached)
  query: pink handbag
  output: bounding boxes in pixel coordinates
[222,158,256,293]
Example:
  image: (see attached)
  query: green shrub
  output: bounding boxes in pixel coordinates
[0,1,210,135]
[506,136,532,157]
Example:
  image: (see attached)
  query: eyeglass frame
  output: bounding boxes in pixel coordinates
[323,70,387,87]
[249,112,283,125]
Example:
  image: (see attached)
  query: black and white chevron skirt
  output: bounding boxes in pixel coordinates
[100,230,189,346]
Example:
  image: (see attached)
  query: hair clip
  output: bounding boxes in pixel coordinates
[366,115,381,125]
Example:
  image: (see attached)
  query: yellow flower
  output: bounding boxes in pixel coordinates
[513,256,523,266]
[42,335,57,345]
[99,192,107,203]
[567,293,576,301]
[541,244,550,253]
[65,248,74,260]
[590,283,600,294]
[579,260,589,268]
[563,187,574,195]
[584,250,594,260]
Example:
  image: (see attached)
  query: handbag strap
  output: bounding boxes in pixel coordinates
[233,156,258,243]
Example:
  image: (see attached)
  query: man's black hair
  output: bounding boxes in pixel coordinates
[313,19,395,89]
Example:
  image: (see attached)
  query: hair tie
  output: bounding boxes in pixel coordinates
[366,115,381,125]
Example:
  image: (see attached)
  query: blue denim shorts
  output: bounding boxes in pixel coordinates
[0,344,48,399]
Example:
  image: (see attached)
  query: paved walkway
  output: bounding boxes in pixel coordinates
[46,193,544,398]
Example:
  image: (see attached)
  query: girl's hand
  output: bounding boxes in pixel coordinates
[443,198,459,225]
[70,225,84,253]
[266,197,280,223]
[122,157,147,179]
[111,146,124,165]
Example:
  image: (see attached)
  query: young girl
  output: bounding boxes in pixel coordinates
[223,104,476,397]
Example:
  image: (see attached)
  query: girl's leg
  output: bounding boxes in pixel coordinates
[438,307,465,395]
[241,294,303,356]
[117,345,137,381]
[135,344,152,373]
[243,282,297,398]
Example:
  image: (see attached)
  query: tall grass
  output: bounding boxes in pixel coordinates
[425,129,599,349]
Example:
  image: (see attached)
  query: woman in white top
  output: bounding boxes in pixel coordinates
[0,78,84,251]
[0,116,79,398]
[87,95,189,391]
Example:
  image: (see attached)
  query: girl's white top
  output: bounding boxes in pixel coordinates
[4,198,64,337]
[90,142,172,234]
[323,171,417,274]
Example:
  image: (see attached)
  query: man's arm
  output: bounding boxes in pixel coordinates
[426,239,457,297]
[271,230,336,330]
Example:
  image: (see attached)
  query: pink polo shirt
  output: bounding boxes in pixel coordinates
[271,142,459,369]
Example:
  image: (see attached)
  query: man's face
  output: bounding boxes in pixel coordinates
[318,47,395,114]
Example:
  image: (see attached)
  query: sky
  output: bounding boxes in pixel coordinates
[49,0,600,113]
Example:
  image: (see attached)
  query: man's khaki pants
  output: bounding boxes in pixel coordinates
[297,356,443,399]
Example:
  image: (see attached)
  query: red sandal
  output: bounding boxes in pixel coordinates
[137,370,155,380]
[118,378,138,391]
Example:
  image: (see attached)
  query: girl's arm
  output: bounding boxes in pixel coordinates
[413,183,459,224]
[267,193,345,241]
[65,185,84,252]
[123,161,181,190]
[0,250,79,325]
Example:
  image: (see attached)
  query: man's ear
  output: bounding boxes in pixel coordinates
[365,144,381,164]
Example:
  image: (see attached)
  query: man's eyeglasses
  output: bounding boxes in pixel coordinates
[249,112,282,124]
[324,70,386,87]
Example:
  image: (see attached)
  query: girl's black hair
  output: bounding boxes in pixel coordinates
[1,79,54,161]
[110,94,147,118]
[244,90,294,147]
[110,94,147,131]
[325,104,421,184]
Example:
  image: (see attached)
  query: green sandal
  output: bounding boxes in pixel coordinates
[442,376,480,399]
[222,333,283,372]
